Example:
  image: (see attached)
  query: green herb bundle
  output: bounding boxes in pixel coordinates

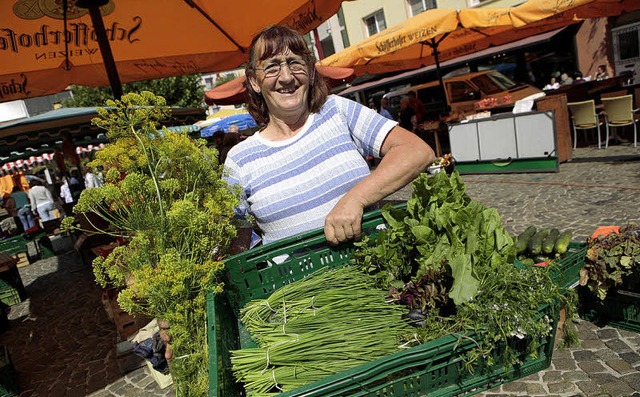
[351,171,567,370]
[63,92,240,396]
[231,267,409,396]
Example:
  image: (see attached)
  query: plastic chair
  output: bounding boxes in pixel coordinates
[601,94,638,148]
[567,100,604,149]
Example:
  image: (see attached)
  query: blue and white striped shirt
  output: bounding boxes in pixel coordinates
[224,95,397,244]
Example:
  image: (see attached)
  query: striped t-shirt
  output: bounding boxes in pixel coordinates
[223,95,397,244]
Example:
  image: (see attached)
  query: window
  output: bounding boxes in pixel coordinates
[408,0,437,16]
[447,81,479,103]
[618,28,640,61]
[468,0,491,6]
[364,10,386,36]
[338,8,350,47]
[471,72,515,95]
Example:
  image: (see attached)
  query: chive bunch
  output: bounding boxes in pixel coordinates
[231,267,409,396]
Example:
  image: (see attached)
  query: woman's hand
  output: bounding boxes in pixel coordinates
[324,197,365,245]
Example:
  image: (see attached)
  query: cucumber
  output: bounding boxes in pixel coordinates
[542,228,559,254]
[554,231,573,254]
[528,229,549,256]
[515,226,537,254]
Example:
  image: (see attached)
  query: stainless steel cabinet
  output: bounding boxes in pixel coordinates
[448,111,556,162]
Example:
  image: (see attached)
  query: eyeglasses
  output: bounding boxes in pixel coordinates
[255,59,308,78]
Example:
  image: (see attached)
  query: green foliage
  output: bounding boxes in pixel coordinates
[580,223,640,300]
[214,72,240,87]
[62,74,206,108]
[352,171,567,372]
[71,91,239,397]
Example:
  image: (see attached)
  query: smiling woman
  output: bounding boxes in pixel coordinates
[223,25,435,246]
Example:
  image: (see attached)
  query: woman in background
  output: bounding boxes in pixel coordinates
[29,179,56,223]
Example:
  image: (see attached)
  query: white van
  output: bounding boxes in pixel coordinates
[382,70,543,121]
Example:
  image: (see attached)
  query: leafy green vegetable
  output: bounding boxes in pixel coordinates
[352,170,570,372]
[579,223,640,299]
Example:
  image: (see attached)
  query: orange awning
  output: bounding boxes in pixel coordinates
[0,0,348,103]
[319,0,640,76]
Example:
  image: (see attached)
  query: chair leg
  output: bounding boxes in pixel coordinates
[572,124,577,150]
[634,122,637,148]
[599,124,604,149]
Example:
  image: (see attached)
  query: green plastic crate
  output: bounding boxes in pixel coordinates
[579,288,640,333]
[514,242,587,290]
[0,346,19,396]
[208,206,559,397]
[0,268,26,307]
[548,242,588,290]
[0,233,55,262]
[0,284,20,307]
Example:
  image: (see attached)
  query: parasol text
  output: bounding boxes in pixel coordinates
[0,74,29,100]
[0,17,142,54]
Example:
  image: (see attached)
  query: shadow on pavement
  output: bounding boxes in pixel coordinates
[569,154,640,164]
[0,235,123,396]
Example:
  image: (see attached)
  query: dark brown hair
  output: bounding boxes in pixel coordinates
[244,25,329,127]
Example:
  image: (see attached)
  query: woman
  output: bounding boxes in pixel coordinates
[59,176,74,216]
[224,25,434,245]
[595,65,609,81]
[28,179,56,223]
[7,186,35,232]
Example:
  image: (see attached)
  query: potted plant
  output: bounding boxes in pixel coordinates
[62,92,241,396]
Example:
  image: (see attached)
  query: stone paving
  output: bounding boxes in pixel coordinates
[0,144,637,396]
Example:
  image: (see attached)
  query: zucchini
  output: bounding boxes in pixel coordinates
[528,229,549,256]
[554,231,573,254]
[515,226,537,254]
[542,228,560,254]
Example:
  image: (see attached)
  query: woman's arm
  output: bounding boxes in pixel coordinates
[324,125,434,244]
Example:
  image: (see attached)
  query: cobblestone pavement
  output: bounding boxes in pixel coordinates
[0,144,637,396]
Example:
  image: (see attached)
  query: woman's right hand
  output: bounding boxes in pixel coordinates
[324,197,365,245]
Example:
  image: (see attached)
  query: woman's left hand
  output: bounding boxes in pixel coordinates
[324,197,364,245]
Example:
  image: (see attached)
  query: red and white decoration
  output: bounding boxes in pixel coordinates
[0,143,105,177]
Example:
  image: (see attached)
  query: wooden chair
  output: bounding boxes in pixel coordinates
[600,94,638,148]
[567,100,604,149]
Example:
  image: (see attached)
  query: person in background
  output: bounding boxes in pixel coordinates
[573,71,585,83]
[29,179,56,223]
[8,186,35,232]
[543,77,560,90]
[68,169,85,203]
[594,65,609,81]
[59,176,74,216]
[559,72,574,86]
[53,147,66,173]
[219,125,241,164]
[211,130,225,150]
[398,97,416,132]
[379,97,394,120]
[95,165,106,186]
[84,166,102,188]
[407,91,425,125]
[224,25,434,245]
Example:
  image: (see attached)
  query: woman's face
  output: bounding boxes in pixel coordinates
[249,42,311,120]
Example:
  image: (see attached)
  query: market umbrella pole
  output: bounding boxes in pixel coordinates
[82,2,123,99]
[426,34,450,114]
